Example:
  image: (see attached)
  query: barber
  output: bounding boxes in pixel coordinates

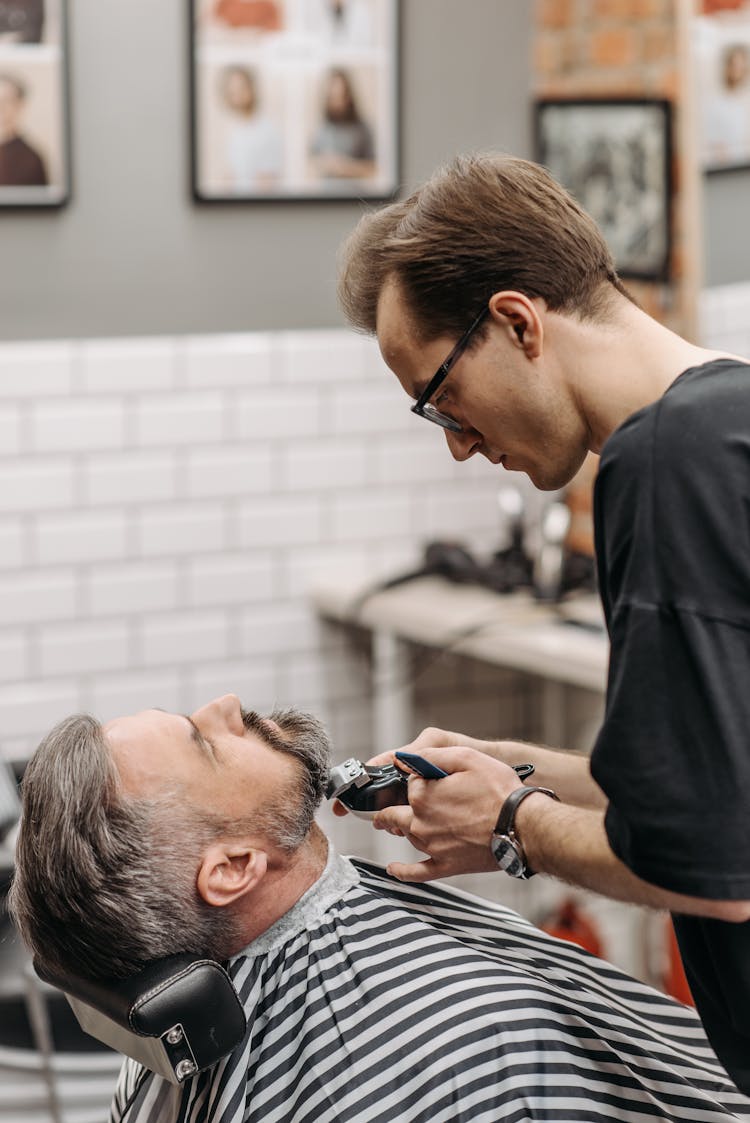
[335,152,750,1094]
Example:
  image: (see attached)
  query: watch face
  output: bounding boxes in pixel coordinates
[492,836,524,878]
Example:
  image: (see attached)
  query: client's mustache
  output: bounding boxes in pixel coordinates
[241,706,332,806]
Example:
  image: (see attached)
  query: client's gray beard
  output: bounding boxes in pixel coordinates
[241,706,332,841]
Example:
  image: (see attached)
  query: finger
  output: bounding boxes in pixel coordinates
[386,858,441,883]
[366,728,466,769]
[372,805,413,833]
[407,745,516,776]
[365,749,397,768]
[401,727,455,751]
[331,799,349,817]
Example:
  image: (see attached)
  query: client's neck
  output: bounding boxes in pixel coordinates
[232,824,329,949]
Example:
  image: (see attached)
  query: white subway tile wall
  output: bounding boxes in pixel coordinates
[0,328,656,980]
[0,329,505,762]
[699,282,750,356]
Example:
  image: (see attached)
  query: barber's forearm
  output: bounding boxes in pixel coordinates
[515,795,750,922]
[481,740,607,812]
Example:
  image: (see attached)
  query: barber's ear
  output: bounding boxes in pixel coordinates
[488,292,543,359]
[197,842,268,907]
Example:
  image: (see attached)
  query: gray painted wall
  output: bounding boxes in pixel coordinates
[1,0,532,341]
[703,172,750,287]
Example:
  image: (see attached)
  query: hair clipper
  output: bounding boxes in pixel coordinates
[326,758,409,819]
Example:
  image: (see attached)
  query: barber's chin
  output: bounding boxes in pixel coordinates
[529,464,577,492]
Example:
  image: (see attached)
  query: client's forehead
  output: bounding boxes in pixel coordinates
[103,709,207,796]
[102,706,294,805]
[104,707,182,746]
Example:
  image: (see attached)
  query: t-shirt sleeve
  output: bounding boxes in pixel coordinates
[595,602,750,897]
[591,365,750,899]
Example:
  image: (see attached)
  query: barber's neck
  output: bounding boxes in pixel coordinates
[231,823,329,949]
[555,294,742,453]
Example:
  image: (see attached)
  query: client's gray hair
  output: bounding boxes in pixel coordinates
[9,712,323,981]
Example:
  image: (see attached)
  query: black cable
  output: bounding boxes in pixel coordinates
[340,594,522,700]
[332,569,602,706]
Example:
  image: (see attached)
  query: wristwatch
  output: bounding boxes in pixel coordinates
[491,785,560,878]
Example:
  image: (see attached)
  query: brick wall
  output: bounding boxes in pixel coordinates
[533,0,699,337]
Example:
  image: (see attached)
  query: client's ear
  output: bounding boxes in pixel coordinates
[197,842,268,907]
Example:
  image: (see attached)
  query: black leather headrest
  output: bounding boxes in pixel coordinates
[34,953,247,1082]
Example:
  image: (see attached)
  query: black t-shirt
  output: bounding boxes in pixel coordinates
[590,357,750,1092]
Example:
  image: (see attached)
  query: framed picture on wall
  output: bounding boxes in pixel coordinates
[0,0,70,207]
[534,98,673,282]
[693,0,750,172]
[190,0,400,202]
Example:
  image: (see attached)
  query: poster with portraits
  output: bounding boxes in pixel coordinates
[190,0,399,201]
[693,0,750,172]
[0,0,69,206]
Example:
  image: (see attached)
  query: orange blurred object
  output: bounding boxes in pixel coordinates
[663,918,695,1007]
[540,897,604,957]
[213,0,282,30]
[563,452,598,558]
[701,0,749,12]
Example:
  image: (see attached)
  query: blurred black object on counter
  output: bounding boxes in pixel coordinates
[354,481,597,615]
[378,535,595,599]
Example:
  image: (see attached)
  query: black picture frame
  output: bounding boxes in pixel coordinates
[190,0,400,204]
[0,0,71,209]
[534,97,673,283]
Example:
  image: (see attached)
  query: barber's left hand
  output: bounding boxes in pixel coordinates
[372,746,522,882]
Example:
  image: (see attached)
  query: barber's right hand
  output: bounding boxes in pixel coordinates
[331,726,527,817]
[330,726,494,817]
[371,745,524,882]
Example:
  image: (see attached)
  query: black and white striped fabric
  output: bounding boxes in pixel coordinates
[111,851,750,1122]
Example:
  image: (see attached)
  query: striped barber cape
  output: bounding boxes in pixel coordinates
[111,848,750,1122]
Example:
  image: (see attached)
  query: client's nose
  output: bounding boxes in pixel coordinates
[191,693,244,734]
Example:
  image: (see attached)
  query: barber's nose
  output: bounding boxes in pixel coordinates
[444,427,481,462]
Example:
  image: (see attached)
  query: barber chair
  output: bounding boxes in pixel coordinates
[34,954,248,1085]
[0,758,21,917]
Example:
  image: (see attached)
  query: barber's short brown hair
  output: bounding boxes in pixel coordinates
[338,152,632,342]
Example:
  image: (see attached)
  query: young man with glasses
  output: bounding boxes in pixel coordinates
[336,152,750,1094]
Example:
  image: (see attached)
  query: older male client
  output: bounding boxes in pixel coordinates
[10,695,750,1122]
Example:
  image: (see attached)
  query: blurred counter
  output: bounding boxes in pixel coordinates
[311,575,608,752]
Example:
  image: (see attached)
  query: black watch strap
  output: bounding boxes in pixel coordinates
[492,785,561,877]
[494,784,560,837]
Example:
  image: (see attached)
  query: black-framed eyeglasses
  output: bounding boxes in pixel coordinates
[410,306,490,433]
